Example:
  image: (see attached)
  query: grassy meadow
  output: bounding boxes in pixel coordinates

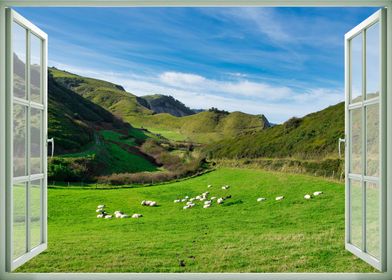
[17,168,374,273]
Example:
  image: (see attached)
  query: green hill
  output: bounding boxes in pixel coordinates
[50,68,271,143]
[205,102,345,160]
[137,94,196,117]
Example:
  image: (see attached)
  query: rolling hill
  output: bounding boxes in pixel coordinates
[205,102,345,160]
[50,68,271,143]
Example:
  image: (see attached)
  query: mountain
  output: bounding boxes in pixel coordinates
[137,94,195,117]
[50,68,271,143]
[205,102,344,160]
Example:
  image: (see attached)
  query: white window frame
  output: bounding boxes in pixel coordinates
[0,1,391,280]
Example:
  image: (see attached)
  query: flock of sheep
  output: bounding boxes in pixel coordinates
[95,184,324,219]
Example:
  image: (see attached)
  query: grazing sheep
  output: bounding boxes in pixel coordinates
[189,198,195,202]
[275,196,284,201]
[181,199,187,202]
[97,205,105,209]
[186,201,193,206]
[132,213,143,218]
[313,191,323,196]
[204,200,212,205]
[304,194,312,200]
[115,211,123,218]
[217,198,224,204]
[185,196,189,199]
[222,185,230,190]
[149,201,157,207]
[120,214,129,219]
[207,185,212,188]
[203,204,211,209]
[183,205,190,210]
[257,197,266,202]
[174,199,181,203]
[195,195,201,200]
[104,215,113,219]
[97,214,105,218]
[211,197,216,200]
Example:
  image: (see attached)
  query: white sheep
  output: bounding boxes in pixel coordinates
[304,194,312,200]
[313,191,323,196]
[97,205,105,209]
[149,201,157,207]
[120,214,129,219]
[104,215,113,219]
[204,200,212,205]
[185,196,189,199]
[275,196,284,201]
[217,198,224,204]
[186,201,193,205]
[203,204,211,209]
[189,198,195,202]
[183,205,190,210]
[115,211,123,218]
[181,199,187,202]
[207,185,212,188]
[132,213,143,218]
[195,195,201,200]
[174,199,181,203]
[97,214,104,218]
[211,197,216,200]
[257,197,266,202]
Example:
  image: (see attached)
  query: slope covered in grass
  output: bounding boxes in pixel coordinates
[17,168,373,273]
[205,102,344,160]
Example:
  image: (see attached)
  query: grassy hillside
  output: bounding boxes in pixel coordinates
[205,102,344,160]
[17,168,373,272]
[50,68,270,143]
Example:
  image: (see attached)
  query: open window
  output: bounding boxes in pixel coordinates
[5,9,48,271]
[344,9,387,271]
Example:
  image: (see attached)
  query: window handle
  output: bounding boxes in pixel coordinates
[338,138,346,158]
[47,138,54,158]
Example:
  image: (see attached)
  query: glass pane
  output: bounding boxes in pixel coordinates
[351,33,363,103]
[366,181,380,259]
[350,179,362,248]
[31,180,42,249]
[366,104,379,177]
[13,22,26,100]
[13,104,27,177]
[350,108,362,174]
[366,22,380,100]
[30,35,42,103]
[31,109,42,174]
[13,183,27,260]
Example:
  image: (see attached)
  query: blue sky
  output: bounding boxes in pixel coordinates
[17,7,378,123]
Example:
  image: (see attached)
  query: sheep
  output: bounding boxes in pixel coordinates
[132,213,143,219]
[207,185,212,188]
[204,200,212,205]
[275,196,284,201]
[313,191,323,196]
[224,195,232,200]
[181,199,187,202]
[217,198,224,204]
[189,198,195,202]
[185,196,189,199]
[211,197,216,200]
[174,199,181,203]
[183,205,190,210]
[195,195,201,200]
[257,197,266,202]
[120,214,129,219]
[104,215,113,219]
[149,201,157,207]
[203,204,211,209]
[222,185,230,190]
[186,201,193,206]
[97,205,105,209]
[115,211,124,218]
[97,214,105,218]
[304,194,312,200]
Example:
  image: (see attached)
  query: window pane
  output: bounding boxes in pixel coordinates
[30,35,42,103]
[350,108,362,174]
[366,104,379,177]
[31,109,42,174]
[366,181,380,259]
[13,183,27,260]
[350,179,362,248]
[366,22,380,100]
[13,22,26,100]
[13,104,27,177]
[31,180,42,249]
[351,33,363,103]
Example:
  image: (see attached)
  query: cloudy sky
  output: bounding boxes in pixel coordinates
[17,7,378,123]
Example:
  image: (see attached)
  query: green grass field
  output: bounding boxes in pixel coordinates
[17,168,375,273]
